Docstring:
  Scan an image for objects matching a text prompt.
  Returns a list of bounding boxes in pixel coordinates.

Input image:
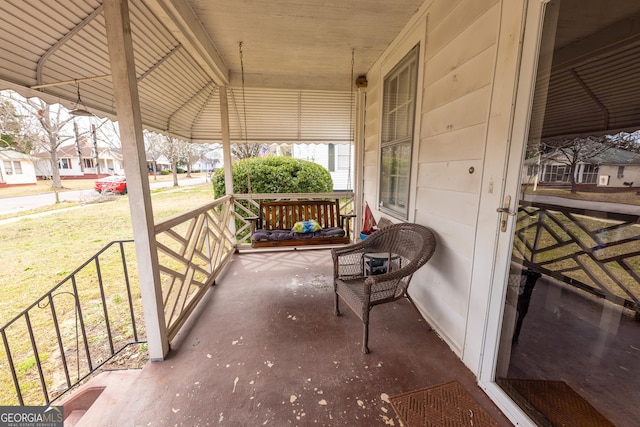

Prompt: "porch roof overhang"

[0,0,425,144]
[529,0,640,141]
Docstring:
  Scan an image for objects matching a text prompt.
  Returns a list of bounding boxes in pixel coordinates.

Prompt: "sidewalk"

[0,176,208,224]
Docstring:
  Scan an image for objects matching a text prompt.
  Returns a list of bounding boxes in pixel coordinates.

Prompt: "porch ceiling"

[2,0,640,144]
[533,0,640,140]
[0,0,424,143]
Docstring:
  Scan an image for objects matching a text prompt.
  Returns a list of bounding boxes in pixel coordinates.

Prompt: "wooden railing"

[154,195,236,340]
[154,193,353,338]
[512,201,640,315]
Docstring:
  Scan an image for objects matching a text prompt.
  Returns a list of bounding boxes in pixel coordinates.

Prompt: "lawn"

[522,186,640,206]
[0,183,217,405]
[0,183,216,324]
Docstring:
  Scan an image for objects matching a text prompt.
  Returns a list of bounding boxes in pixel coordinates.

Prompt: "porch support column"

[219,86,234,195]
[353,85,367,238]
[103,0,169,360]
[219,85,236,242]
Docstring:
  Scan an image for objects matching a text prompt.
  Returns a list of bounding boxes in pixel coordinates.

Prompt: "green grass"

[0,183,216,404]
[522,186,640,206]
[0,184,216,323]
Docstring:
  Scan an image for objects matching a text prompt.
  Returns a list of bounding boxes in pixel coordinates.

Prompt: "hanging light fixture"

[70,81,93,117]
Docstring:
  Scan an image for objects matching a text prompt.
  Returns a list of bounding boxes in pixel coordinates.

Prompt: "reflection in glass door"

[495,1,640,425]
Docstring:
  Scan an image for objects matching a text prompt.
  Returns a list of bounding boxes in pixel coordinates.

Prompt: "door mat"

[389,381,499,427]
[498,378,614,427]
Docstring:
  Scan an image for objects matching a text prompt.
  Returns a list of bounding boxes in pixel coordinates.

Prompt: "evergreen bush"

[212,157,333,198]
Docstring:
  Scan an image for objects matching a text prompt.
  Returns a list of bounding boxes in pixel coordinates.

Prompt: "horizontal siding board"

[420,85,492,138]
[416,160,482,194]
[424,4,499,86]
[423,46,495,112]
[416,187,478,227]
[417,213,475,259]
[419,123,486,163]
[426,0,499,62]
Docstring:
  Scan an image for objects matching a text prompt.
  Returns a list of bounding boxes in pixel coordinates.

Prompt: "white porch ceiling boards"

[189,0,422,91]
[0,0,424,143]
[3,0,640,143]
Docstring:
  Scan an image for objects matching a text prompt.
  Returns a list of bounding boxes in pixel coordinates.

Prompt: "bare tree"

[183,142,209,178]
[231,142,263,159]
[0,96,38,153]
[609,131,640,154]
[10,96,75,200]
[541,136,614,194]
[144,131,165,180]
[162,136,185,187]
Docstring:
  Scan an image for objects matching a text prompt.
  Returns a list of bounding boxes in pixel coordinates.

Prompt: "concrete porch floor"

[74,249,511,426]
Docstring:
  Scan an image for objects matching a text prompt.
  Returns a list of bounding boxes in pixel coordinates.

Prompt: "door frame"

[477,0,551,425]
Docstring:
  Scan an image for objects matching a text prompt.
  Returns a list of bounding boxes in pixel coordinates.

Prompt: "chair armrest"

[331,246,366,279]
[246,216,260,233]
[339,214,356,238]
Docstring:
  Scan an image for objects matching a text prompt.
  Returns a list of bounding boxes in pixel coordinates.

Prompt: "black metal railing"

[513,201,640,315]
[0,240,145,405]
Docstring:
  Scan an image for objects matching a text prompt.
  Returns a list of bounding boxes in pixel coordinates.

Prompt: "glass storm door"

[490,1,640,425]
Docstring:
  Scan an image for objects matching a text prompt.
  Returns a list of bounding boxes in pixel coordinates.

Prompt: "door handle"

[497,196,516,232]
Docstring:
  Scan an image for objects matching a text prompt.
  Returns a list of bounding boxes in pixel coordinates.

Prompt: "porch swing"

[244,44,355,247]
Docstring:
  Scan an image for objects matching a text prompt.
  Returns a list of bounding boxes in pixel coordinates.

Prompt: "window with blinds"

[379,45,419,218]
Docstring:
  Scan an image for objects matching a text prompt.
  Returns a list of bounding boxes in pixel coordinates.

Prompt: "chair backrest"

[364,223,436,297]
[364,223,436,267]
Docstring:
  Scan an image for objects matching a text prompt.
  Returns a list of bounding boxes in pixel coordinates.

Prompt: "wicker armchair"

[331,223,437,353]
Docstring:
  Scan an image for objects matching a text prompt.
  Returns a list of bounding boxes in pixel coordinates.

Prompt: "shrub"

[212,157,333,198]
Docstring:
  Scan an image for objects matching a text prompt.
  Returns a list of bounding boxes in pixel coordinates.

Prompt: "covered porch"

[70,248,510,426]
[2,0,640,425]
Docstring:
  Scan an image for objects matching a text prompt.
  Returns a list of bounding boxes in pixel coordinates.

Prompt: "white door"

[480,1,640,426]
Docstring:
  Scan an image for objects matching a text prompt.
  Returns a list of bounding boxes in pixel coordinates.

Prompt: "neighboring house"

[192,157,220,172]
[0,149,37,186]
[523,147,640,189]
[33,142,125,179]
[146,153,171,173]
[292,143,354,191]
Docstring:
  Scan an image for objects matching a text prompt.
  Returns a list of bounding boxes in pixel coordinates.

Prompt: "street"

[0,176,207,215]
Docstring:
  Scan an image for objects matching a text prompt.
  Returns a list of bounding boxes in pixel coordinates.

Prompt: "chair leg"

[334,292,341,316]
[362,319,370,354]
[362,307,370,354]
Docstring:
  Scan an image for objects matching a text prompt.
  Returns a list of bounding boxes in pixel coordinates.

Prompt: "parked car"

[95,175,127,195]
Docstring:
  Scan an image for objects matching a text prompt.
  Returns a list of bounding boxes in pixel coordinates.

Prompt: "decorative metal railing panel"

[232,192,355,247]
[154,195,235,340]
[0,240,144,405]
[513,202,640,314]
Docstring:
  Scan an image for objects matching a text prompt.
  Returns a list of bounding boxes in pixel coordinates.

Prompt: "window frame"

[378,45,420,219]
[582,164,599,184]
[336,144,351,171]
[3,160,23,175]
[3,160,12,175]
[58,158,71,169]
